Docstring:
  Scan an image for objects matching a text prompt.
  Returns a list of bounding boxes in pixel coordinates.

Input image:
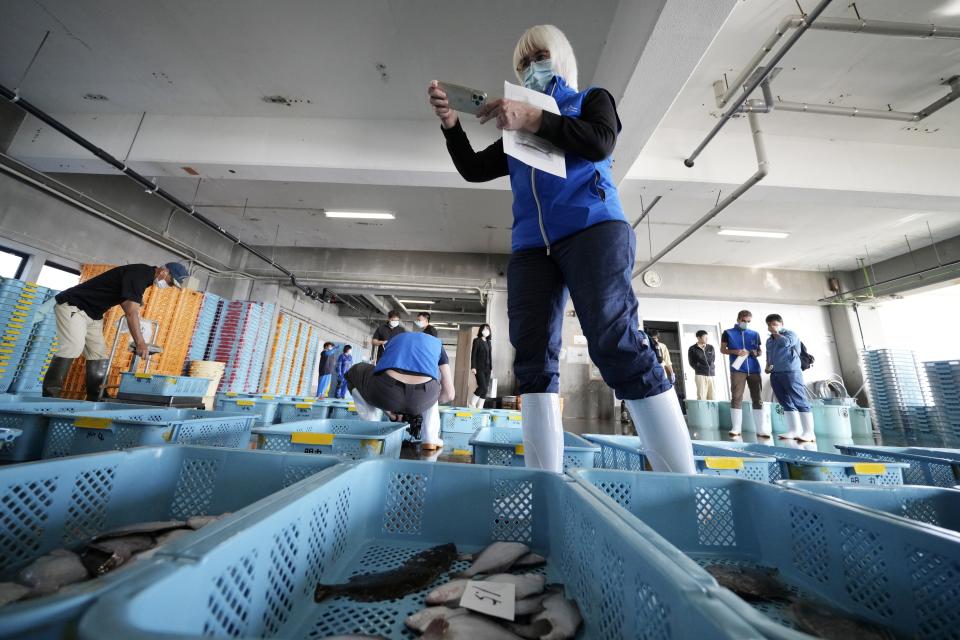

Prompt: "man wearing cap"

[42,262,190,399]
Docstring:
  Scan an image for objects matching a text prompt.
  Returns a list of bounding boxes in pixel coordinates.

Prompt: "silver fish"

[513,553,546,568]
[405,606,469,633]
[459,542,530,578]
[423,614,523,640]
[425,579,469,605]
[531,592,582,640]
[515,594,547,617]
[0,582,31,606]
[131,528,193,561]
[507,620,551,639]
[790,600,893,640]
[93,534,155,559]
[426,574,545,606]
[95,520,187,540]
[187,514,228,530]
[17,549,89,591]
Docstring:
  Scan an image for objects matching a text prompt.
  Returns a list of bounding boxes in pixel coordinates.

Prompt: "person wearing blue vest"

[764,314,815,442]
[427,25,694,473]
[720,310,768,437]
[343,332,454,450]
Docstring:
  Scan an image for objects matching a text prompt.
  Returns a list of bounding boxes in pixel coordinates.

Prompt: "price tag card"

[459,580,515,620]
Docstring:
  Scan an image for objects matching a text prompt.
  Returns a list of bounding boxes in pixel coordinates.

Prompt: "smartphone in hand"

[439,82,488,115]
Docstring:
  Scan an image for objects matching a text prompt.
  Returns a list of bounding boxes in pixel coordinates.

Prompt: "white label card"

[502,82,566,178]
[459,580,516,621]
[732,355,747,370]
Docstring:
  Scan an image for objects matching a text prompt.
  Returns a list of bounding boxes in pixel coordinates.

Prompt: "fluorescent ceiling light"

[398,299,434,305]
[718,228,789,239]
[936,0,960,16]
[436,326,459,331]
[324,210,395,220]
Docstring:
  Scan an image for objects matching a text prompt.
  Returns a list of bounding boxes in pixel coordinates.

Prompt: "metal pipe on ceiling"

[717,15,960,111]
[635,109,768,277]
[683,0,834,168]
[631,195,662,229]
[0,82,326,300]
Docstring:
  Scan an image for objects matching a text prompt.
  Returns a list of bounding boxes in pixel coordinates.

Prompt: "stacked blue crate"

[287,320,310,395]
[276,316,300,393]
[245,303,275,392]
[210,301,264,393]
[298,332,320,395]
[0,279,51,393]
[185,292,222,370]
[862,349,941,446]
[9,288,60,394]
[265,314,291,394]
[924,360,960,447]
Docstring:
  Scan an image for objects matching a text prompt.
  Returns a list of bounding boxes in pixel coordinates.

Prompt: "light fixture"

[398,299,434,305]
[436,326,459,331]
[718,228,789,239]
[324,210,395,220]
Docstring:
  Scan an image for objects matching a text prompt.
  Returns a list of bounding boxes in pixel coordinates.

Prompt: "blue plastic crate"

[585,435,778,482]
[708,442,909,484]
[485,408,522,427]
[471,426,599,472]
[118,373,211,397]
[441,428,475,456]
[777,480,960,536]
[835,444,960,487]
[78,460,762,640]
[254,418,407,460]
[276,399,328,422]
[0,401,147,463]
[0,446,341,640]
[440,407,492,433]
[42,408,256,458]
[574,468,960,639]
[217,396,280,426]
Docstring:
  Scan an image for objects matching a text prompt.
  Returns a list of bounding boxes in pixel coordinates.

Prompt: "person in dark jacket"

[416,312,438,337]
[316,342,337,397]
[427,25,693,473]
[334,345,353,399]
[372,310,405,361]
[687,330,716,400]
[469,324,493,408]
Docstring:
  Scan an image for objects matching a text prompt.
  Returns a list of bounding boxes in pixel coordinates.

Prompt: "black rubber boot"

[85,359,110,401]
[42,357,74,398]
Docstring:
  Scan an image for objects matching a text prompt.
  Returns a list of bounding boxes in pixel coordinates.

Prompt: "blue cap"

[164,262,190,288]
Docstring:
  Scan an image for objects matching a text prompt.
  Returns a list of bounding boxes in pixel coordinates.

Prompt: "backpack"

[652,339,664,364]
[799,342,815,370]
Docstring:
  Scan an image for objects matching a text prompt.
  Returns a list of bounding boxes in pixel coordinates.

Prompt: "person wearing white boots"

[343,332,455,448]
[720,310,765,437]
[764,314,815,442]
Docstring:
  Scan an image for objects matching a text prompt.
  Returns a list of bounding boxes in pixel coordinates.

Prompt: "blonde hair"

[513,25,578,91]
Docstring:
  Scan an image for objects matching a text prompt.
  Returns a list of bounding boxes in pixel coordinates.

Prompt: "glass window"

[37,261,80,291]
[0,247,27,279]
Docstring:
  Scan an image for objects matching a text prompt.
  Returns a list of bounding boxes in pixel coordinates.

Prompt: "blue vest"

[725,326,762,374]
[374,332,442,380]
[507,76,626,252]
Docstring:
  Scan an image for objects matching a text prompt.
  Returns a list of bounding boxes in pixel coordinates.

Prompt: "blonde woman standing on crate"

[469,324,492,408]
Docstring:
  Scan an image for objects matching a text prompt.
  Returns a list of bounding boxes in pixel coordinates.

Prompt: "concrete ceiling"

[3,0,960,273]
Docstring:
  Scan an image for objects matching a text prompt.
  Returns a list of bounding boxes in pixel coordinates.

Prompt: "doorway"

[642,321,686,406]
[680,323,729,401]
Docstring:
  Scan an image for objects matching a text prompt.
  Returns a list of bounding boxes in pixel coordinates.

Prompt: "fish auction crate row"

[573,469,960,640]
[0,400,146,463]
[41,408,256,458]
[217,395,280,426]
[276,398,328,422]
[586,434,779,482]
[470,426,599,472]
[484,407,522,427]
[0,446,342,640]
[835,444,960,487]
[117,372,212,397]
[778,480,960,536]
[254,418,407,460]
[709,442,909,484]
[78,460,764,640]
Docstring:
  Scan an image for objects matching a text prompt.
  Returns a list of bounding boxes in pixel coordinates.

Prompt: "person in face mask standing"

[416,312,438,337]
[427,25,695,473]
[764,314,814,441]
[469,324,493,409]
[720,310,767,437]
[371,310,406,362]
[316,342,337,397]
[42,262,189,399]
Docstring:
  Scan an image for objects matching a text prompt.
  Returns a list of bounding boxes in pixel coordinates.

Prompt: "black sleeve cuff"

[535,110,562,140]
[441,119,466,140]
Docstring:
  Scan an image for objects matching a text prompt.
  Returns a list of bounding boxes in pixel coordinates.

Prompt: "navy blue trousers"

[770,371,811,412]
[507,220,669,399]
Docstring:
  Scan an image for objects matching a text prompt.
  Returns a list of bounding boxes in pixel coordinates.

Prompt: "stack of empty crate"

[209,301,265,393]
[924,360,960,447]
[862,348,941,446]
[0,278,52,393]
[262,313,292,395]
[185,292,222,369]
[244,303,275,391]
[9,287,60,394]
[260,312,322,396]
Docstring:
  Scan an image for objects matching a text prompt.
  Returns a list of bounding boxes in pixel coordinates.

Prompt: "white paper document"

[460,580,516,620]
[502,81,566,178]
[732,355,747,370]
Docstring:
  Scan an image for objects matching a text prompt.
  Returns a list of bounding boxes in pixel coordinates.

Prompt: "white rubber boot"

[421,402,443,450]
[351,390,382,422]
[729,408,743,436]
[624,388,696,474]
[798,411,816,442]
[474,394,485,409]
[779,411,802,440]
[520,393,564,473]
[754,408,771,438]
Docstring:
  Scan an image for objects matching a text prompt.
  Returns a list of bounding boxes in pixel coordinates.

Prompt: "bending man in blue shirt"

[344,332,454,450]
[765,314,814,442]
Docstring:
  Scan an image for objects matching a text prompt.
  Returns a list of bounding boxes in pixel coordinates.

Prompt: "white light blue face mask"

[522,59,554,92]
[154,279,169,290]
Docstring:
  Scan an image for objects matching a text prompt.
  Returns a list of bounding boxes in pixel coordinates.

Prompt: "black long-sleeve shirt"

[441,88,621,183]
